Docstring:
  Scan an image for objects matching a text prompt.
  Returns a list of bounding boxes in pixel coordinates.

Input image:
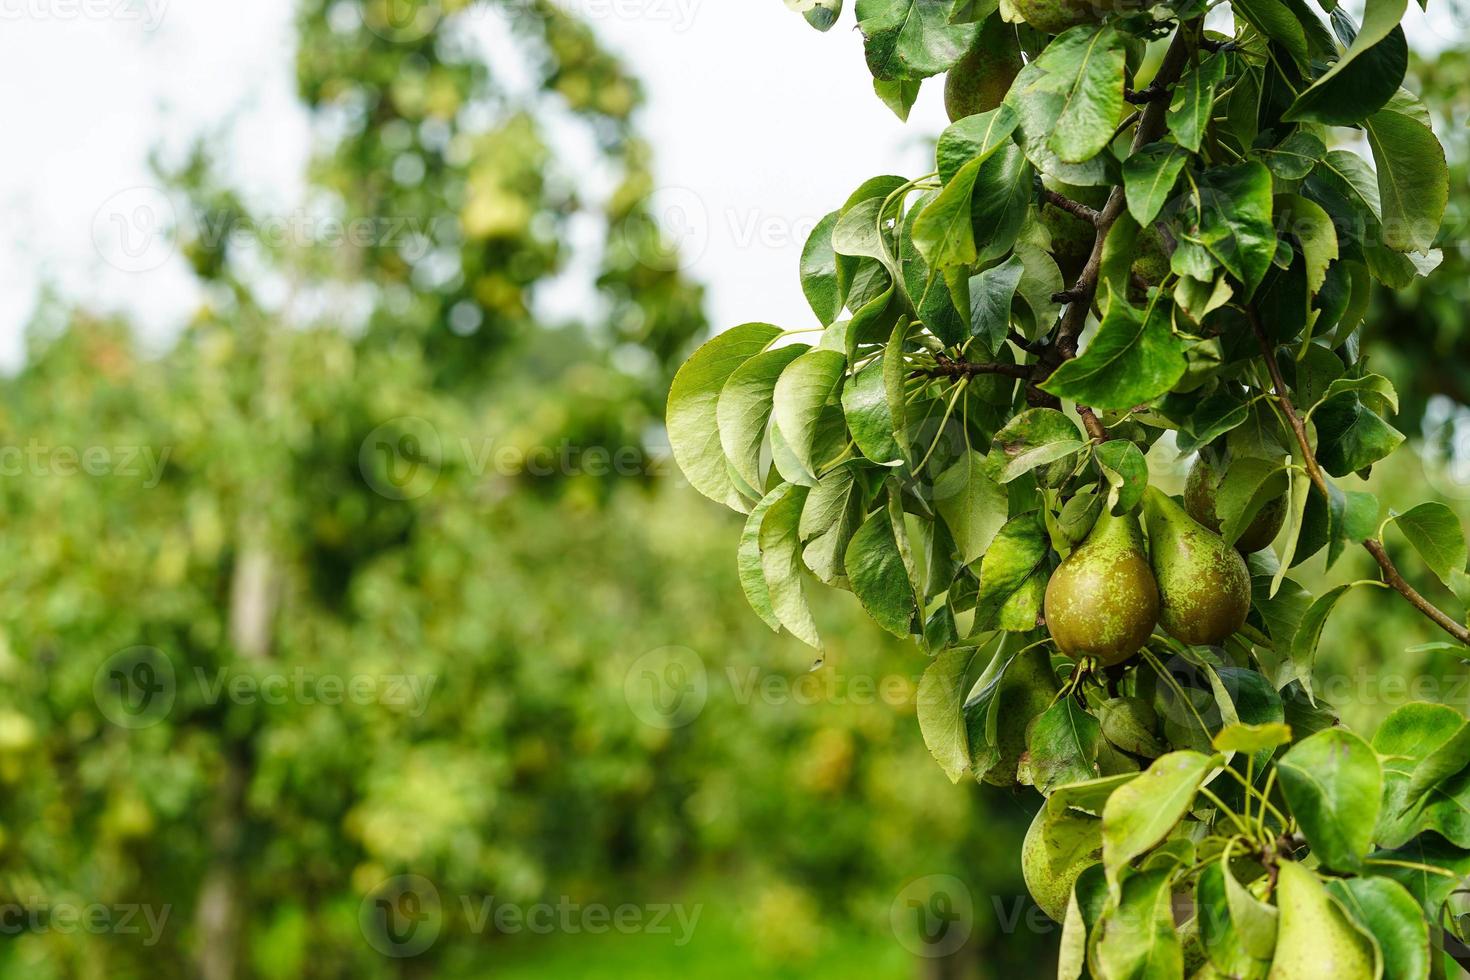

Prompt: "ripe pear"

[1267,861,1377,979]
[944,17,1023,122]
[1021,805,1102,923]
[1011,0,1103,34]
[1044,508,1159,666]
[1131,226,1172,289]
[1183,455,1288,554]
[1143,488,1252,647]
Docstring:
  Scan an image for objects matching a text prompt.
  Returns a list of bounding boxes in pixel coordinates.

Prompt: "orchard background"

[0,0,1468,977]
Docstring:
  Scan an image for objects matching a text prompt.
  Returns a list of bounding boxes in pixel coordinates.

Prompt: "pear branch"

[1247,305,1470,646]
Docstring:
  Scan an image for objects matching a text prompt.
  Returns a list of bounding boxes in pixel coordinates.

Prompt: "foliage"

[676,2,1470,975]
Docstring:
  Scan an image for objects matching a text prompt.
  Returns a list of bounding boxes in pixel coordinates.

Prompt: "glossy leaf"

[1040,289,1187,410]
[1277,727,1382,872]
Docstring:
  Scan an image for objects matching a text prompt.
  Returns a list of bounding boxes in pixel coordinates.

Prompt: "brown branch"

[1042,190,1100,225]
[1124,85,1168,105]
[1077,407,1109,441]
[914,356,1032,381]
[1247,305,1470,646]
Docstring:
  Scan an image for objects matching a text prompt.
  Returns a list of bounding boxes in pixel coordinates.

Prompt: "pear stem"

[1246,304,1470,647]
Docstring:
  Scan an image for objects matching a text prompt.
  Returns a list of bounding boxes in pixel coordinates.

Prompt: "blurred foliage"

[0,1,1044,977]
[1366,44,1470,432]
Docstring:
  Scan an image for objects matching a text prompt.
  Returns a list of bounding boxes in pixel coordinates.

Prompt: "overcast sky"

[0,1,1462,369]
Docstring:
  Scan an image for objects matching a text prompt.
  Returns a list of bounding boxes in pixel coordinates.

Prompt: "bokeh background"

[0,1,1467,977]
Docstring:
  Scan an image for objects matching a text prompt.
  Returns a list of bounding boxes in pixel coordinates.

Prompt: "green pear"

[1021,804,1102,923]
[1266,862,1377,979]
[944,17,1023,122]
[1184,455,1288,554]
[1044,508,1159,666]
[1011,0,1103,34]
[1144,488,1252,647]
[1131,225,1172,289]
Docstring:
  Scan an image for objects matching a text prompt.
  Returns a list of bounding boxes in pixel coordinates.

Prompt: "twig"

[1246,305,1470,646]
[1042,189,1100,225]
[914,355,1032,381]
[1125,85,1169,105]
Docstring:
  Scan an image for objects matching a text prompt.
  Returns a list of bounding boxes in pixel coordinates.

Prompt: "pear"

[944,17,1023,122]
[1011,0,1103,34]
[1184,455,1288,554]
[1131,225,1172,289]
[1266,862,1377,979]
[1143,487,1252,647]
[1021,804,1102,923]
[1044,508,1160,666]
[983,646,1060,788]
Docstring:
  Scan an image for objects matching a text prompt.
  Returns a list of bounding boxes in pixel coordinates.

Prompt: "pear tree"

[670,0,1470,974]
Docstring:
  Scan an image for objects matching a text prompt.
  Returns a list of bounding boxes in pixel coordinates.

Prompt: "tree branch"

[914,356,1032,381]
[1246,305,1470,646]
[1042,189,1100,225]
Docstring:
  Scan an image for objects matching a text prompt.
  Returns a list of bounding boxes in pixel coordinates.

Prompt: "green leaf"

[1194,162,1277,299]
[1326,877,1430,980]
[772,348,848,479]
[1040,288,1187,410]
[973,512,1050,632]
[800,212,845,324]
[1232,0,1310,67]
[1100,750,1214,888]
[669,323,783,511]
[1271,861,1380,979]
[833,197,898,275]
[1278,194,1339,297]
[918,645,981,782]
[1319,374,1399,417]
[935,103,1020,184]
[1004,59,1109,188]
[1095,441,1148,517]
[914,157,986,269]
[718,344,810,493]
[1196,860,1272,977]
[969,143,1033,264]
[1097,697,1165,758]
[846,506,918,636]
[1031,25,1127,165]
[1029,698,1102,793]
[1370,835,1470,921]
[1285,0,1408,125]
[1123,142,1189,226]
[1372,702,1470,847]
[1389,501,1467,588]
[1288,581,1378,689]
[758,484,824,650]
[934,449,1008,564]
[738,484,792,632]
[1364,106,1449,254]
[1168,54,1227,153]
[841,358,901,464]
[1257,132,1327,182]
[1314,391,1405,477]
[856,0,981,81]
[1092,869,1183,977]
[985,408,1085,484]
[1212,721,1292,755]
[786,0,844,30]
[873,76,922,120]
[1216,456,1289,548]
[1277,727,1382,872]
[800,464,867,584]
[1221,850,1279,961]
[967,254,1026,351]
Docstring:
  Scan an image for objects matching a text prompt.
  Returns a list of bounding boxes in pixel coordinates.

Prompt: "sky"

[0,0,1463,369]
